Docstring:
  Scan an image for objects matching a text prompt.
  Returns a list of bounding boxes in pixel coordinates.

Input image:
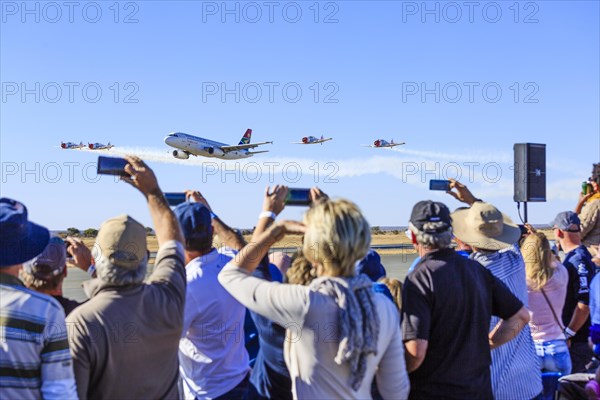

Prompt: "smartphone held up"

[96,156,130,177]
[285,188,312,206]
[429,180,451,191]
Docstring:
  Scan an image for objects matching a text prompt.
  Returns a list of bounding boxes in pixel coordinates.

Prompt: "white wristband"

[564,327,576,338]
[259,211,277,220]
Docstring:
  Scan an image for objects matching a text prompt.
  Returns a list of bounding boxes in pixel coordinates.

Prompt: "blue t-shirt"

[247,258,292,400]
[561,245,596,343]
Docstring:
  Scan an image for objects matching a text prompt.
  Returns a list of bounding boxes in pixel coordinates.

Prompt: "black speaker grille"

[514,143,546,202]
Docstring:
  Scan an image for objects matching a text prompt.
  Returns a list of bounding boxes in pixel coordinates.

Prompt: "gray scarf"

[309,274,380,391]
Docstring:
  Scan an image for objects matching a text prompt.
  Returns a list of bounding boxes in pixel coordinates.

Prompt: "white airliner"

[61,141,85,150]
[88,142,114,150]
[164,129,272,160]
[363,139,406,148]
[293,135,333,145]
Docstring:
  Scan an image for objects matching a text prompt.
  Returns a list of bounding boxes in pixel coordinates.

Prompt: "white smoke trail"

[391,147,513,164]
[78,146,585,202]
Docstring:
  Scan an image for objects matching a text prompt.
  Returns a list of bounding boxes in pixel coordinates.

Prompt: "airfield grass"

[75,229,554,262]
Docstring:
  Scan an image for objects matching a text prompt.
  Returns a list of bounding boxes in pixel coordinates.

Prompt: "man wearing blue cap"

[0,198,78,399]
[552,211,597,373]
[174,190,251,400]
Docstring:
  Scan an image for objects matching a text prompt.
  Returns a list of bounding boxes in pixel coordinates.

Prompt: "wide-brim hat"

[0,198,50,268]
[451,202,521,250]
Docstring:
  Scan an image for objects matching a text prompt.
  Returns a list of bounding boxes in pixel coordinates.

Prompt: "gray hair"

[20,271,63,291]
[409,222,453,250]
[95,253,148,286]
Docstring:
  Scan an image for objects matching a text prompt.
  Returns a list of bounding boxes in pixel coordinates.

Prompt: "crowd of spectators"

[1,157,598,400]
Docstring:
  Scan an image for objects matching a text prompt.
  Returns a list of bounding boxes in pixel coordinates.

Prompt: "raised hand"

[263,185,289,216]
[447,179,479,206]
[65,237,94,272]
[121,156,161,197]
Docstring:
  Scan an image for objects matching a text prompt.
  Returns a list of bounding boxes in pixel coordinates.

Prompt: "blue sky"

[1,0,599,230]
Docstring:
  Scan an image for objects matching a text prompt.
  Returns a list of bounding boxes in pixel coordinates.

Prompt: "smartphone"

[97,156,129,177]
[286,188,311,206]
[64,241,74,264]
[164,192,187,207]
[429,179,450,191]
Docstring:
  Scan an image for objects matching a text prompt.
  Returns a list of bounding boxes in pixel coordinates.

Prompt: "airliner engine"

[173,150,190,159]
[205,147,225,157]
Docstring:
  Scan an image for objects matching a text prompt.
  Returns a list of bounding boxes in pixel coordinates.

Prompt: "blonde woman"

[521,230,571,375]
[218,198,410,399]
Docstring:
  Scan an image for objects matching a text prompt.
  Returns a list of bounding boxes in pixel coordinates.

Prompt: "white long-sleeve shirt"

[218,263,410,400]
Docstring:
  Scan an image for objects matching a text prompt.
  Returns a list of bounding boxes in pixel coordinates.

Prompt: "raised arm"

[123,156,183,246]
[575,191,594,214]
[185,190,246,251]
[236,220,305,274]
[251,185,289,242]
[447,179,481,206]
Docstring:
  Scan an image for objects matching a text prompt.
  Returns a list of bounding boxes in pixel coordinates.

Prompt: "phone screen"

[164,192,187,207]
[429,179,450,191]
[97,156,129,177]
[286,188,311,206]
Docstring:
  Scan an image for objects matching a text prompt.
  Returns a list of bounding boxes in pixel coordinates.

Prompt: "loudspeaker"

[514,143,546,202]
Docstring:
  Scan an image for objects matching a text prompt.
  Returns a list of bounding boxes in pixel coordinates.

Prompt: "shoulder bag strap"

[540,287,566,332]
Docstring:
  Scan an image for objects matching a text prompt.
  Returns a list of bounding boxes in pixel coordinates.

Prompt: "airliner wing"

[220,141,273,152]
[248,150,270,155]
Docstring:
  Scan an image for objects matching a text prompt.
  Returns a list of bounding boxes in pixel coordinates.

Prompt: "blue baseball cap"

[356,250,386,281]
[551,211,581,232]
[173,202,213,244]
[0,198,50,268]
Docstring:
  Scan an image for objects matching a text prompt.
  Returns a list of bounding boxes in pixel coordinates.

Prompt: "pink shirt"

[527,261,569,342]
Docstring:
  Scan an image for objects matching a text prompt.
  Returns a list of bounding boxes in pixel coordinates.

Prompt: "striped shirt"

[472,245,543,400]
[0,273,77,399]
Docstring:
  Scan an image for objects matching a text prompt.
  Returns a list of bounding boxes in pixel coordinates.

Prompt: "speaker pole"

[523,202,528,224]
